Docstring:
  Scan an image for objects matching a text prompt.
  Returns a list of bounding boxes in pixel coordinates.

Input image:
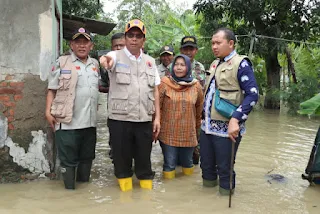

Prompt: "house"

[0,0,115,182]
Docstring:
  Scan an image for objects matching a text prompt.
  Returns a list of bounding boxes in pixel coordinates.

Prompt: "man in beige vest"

[100,19,161,192]
[200,28,259,195]
[46,28,101,190]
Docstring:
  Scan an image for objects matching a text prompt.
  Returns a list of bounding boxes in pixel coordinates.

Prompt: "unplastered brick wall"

[0,75,24,131]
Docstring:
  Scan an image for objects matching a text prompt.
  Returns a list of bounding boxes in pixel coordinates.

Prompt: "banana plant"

[298,93,320,116]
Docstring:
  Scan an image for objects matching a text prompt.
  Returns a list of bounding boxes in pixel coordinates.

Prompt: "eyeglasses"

[126,33,144,39]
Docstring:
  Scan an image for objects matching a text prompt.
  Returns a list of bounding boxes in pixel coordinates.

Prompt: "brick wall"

[0,75,24,132]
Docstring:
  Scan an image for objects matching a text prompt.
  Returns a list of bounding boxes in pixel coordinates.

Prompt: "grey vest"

[108,49,156,122]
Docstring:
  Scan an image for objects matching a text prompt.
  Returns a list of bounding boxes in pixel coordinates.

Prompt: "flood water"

[0,95,319,214]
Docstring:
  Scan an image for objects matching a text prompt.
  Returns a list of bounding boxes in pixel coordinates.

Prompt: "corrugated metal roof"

[62,14,116,40]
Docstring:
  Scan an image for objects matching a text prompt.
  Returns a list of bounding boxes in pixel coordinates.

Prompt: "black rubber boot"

[62,167,75,189]
[76,162,92,182]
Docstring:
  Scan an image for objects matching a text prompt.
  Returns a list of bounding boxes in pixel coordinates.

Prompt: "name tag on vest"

[116,63,130,70]
[60,70,71,74]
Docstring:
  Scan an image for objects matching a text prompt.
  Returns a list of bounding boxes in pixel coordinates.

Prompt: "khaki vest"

[205,54,250,121]
[108,50,156,122]
[50,56,78,123]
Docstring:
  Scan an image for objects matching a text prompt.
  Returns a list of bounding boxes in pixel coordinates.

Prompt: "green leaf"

[298,93,320,116]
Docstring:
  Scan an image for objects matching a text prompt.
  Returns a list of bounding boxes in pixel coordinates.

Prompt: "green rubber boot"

[62,167,76,190]
[76,162,92,182]
[219,186,234,196]
[203,179,218,187]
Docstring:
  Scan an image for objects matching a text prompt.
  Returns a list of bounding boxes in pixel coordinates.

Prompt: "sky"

[101,0,198,20]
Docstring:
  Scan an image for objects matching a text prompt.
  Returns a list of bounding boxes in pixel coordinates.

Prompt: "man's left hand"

[228,118,239,143]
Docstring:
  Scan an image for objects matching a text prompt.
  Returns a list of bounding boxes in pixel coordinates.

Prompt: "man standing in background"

[157,45,174,78]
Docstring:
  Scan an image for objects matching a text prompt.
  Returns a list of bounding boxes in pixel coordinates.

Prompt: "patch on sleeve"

[146,61,152,69]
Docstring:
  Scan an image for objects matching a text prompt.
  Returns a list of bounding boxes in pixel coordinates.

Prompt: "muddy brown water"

[0,95,319,214]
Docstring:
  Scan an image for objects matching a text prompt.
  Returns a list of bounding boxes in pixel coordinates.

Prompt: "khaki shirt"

[157,63,170,78]
[48,52,100,130]
[192,60,206,88]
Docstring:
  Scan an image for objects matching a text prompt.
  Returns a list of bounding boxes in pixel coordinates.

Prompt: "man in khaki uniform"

[180,35,206,164]
[157,45,174,78]
[100,19,161,192]
[46,28,101,190]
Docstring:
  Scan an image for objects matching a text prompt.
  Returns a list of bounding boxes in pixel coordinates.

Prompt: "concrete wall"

[0,0,57,182]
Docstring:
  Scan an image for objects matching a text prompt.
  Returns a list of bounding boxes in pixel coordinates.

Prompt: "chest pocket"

[116,66,131,84]
[217,66,238,90]
[89,71,99,88]
[58,74,71,90]
[146,69,155,87]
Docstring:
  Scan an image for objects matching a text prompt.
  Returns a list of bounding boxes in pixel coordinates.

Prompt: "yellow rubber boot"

[163,170,175,179]
[140,180,152,190]
[118,177,133,192]
[182,166,194,175]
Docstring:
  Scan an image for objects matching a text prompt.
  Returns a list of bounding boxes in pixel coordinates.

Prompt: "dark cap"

[160,45,174,56]
[72,27,92,40]
[180,36,198,48]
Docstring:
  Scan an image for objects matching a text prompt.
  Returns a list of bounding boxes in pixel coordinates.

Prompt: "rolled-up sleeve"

[232,59,259,122]
[48,60,61,90]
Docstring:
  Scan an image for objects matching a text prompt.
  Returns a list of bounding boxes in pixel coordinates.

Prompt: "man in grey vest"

[157,45,174,78]
[100,19,161,192]
[200,28,258,195]
[46,28,101,190]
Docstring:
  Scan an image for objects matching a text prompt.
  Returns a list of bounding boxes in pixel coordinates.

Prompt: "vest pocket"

[51,95,66,118]
[110,92,129,114]
[147,92,155,115]
[146,70,155,87]
[116,68,131,84]
[58,74,71,90]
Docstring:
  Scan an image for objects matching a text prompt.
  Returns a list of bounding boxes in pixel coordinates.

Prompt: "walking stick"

[229,140,235,208]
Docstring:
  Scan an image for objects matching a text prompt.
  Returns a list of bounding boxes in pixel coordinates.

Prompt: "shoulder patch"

[146,61,152,69]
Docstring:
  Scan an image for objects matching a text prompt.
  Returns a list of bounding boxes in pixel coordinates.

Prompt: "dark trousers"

[55,127,97,167]
[108,119,155,180]
[200,130,241,190]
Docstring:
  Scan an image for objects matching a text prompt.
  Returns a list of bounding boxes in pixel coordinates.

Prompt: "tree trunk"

[264,52,281,109]
[285,47,297,84]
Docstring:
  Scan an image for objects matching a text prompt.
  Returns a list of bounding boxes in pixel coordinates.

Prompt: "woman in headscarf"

[158,54,204,179]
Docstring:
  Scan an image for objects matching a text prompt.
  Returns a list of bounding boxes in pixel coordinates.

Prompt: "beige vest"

[50,56,77,123]
[108,50,156,122]
[205,54,249,121]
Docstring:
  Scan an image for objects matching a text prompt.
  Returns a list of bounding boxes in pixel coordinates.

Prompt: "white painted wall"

[5,130,50,173]
[39,10,54,81]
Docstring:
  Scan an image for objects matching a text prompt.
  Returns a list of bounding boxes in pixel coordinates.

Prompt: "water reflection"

[0,100,319,213]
